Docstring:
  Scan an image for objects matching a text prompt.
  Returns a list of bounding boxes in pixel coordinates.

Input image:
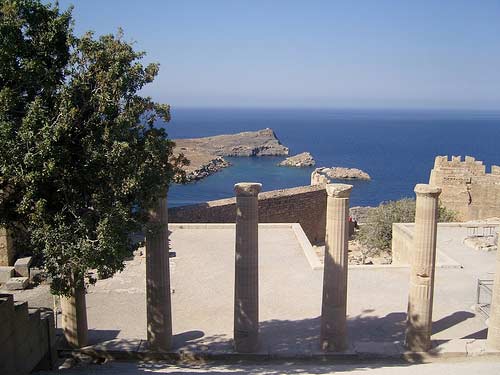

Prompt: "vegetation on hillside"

[355,198,457,253]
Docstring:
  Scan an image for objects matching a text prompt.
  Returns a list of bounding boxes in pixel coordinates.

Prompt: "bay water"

[164,108,500,208]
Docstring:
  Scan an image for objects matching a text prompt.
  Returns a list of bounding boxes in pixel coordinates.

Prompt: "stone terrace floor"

[75,223,493,353]
[4,223,496,356]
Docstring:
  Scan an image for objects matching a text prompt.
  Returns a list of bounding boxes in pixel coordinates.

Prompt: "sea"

[163,108,500,208]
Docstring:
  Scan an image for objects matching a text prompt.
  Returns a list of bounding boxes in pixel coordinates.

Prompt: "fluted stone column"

[487,232,500,350]
[320,183,352,352]
[233,182,261,353]
[146,196,172,351]
[405,184,441,352]
[61,279,88,348]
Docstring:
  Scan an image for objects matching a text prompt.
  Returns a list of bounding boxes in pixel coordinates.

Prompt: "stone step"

[5,277,29,290]
[0,293,14,318]
[0,295,57,374]
[0,266,15,284]
[0,294,16,372]
[14,301,28,318]
[28,307,41,325]
[35,310,58,372]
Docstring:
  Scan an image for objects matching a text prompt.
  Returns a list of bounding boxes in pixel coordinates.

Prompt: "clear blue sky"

[58,0,500,110]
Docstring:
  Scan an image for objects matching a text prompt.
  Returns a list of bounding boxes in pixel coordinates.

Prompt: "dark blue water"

[164,108,500,207]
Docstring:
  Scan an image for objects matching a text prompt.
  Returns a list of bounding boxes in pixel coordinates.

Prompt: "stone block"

[14,256,32,277]
[0,266,15,284]
[40,309,58,369]
[5,277,29,290]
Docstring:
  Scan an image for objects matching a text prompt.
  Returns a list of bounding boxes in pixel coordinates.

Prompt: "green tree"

[0,0,187,295]
[0,0,72,225]
[355,198,457,252]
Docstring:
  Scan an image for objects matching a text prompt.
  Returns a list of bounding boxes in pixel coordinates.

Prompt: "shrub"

[356,198,458,252]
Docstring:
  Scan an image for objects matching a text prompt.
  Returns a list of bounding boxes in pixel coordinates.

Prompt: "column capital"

[414,184,442,197]
[234,182,262,197]
[326,183,353,198]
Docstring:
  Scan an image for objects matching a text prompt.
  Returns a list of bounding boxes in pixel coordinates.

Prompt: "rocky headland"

[278,152,316,168]
[174,128,289,181]
[184,156,231,182]
[311,167,371,184]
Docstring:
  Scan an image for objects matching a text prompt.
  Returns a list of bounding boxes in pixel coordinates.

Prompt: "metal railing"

[476,278,494,318]
[467,225,498,238]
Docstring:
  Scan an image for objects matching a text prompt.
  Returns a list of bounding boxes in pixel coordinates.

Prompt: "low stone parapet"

[169,185,327,245]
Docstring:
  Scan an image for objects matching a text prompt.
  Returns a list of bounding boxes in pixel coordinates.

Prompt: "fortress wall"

[429,155,500,221]
[169,185,327,244]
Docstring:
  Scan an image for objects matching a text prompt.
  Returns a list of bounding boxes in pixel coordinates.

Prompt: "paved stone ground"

[5,224,496,354]
[79,224,492,352]
[35,357,500,374]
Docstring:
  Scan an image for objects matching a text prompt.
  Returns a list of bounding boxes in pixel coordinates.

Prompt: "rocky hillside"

[174,128,288,158]
[174,128,289,181]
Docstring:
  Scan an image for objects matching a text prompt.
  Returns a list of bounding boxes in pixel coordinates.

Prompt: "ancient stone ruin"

[429,155,500,221]
[2,179,500,368]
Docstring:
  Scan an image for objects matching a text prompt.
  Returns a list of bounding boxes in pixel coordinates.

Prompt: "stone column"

[487,231,500,350]
[61,278,88,348]
[146,196,172,351]
[233,182,261,353]
[0,227,15,266]
[320,183,352,352]
[405,184,441,352]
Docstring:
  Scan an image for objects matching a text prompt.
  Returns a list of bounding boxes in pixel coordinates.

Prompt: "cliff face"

[174,128,288,158]
[173,128,289,181]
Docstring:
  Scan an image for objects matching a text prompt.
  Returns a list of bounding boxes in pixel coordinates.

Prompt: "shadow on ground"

[51,310,484,374]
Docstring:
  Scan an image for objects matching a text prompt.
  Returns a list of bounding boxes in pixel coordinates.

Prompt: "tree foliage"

[355,198,458,251]
[0,0,187,295]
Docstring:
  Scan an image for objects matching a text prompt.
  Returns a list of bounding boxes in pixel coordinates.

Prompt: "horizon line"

[168,105,500,114]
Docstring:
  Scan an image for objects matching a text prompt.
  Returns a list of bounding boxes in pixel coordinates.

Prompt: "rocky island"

[174,128,289,181]
[278,152,316,167]
[311,167,371,184]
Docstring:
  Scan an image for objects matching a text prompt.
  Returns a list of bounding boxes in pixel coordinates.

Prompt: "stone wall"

[391,223,414,265]
[169,185,327,245]
[429,155,500,221]
[0,294,57,374]
[392,221,499,266]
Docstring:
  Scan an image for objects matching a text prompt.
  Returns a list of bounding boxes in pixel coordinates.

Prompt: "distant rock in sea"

[174,128,289,182]
[278,152,316,168]
[311,167,371,184]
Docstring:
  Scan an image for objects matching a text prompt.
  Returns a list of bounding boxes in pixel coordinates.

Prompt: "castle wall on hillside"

[169,185,327,245]
[429,155,500,221]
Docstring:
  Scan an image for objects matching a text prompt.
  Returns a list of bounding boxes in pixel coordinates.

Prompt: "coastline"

[167,107,500,208]
[173,128,289,181]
